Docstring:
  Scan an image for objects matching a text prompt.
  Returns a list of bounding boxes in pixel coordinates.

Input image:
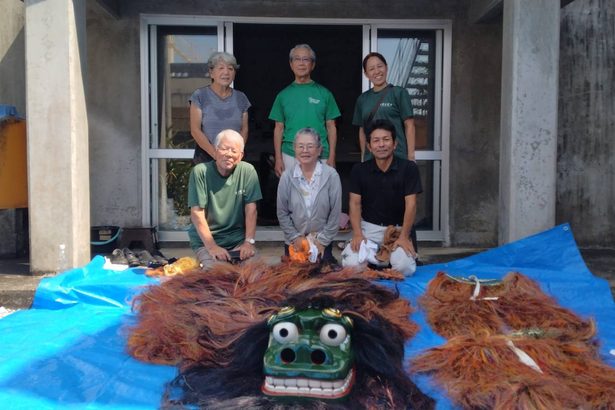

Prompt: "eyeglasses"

[291,57,313,63]
[295,144,318,151]
[217,146,241,155]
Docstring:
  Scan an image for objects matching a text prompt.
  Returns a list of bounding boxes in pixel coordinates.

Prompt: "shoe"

[152,253,168,267]
[136,250,157,267]
[122,248,141,267]
[109,248,128,265]
[367,262,392,271]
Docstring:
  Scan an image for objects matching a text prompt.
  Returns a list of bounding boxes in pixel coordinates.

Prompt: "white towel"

[306,234,320,263]
[358,239,379,264]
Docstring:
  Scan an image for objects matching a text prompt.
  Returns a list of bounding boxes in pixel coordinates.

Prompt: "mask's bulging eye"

[272,322,299,343]
[320,323,347,346]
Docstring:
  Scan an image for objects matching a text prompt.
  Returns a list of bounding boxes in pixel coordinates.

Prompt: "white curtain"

[388,38,421,87]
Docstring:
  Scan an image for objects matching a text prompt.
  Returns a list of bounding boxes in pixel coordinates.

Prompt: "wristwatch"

[245,238,255,245]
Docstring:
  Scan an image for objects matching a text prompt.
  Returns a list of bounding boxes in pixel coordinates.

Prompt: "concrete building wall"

[119,0,463,19]
[86,0,503,245]
[449,18,502,245]
[87,2,143,227]
[0,0,26,115]
[558,0,615,247]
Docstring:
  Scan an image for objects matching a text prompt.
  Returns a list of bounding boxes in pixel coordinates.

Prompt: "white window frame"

[140,15,451,244]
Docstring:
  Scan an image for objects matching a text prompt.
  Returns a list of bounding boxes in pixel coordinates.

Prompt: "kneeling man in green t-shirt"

[187,129,262,268]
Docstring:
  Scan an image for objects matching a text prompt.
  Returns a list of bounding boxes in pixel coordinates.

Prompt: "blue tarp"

[0,224,613,409]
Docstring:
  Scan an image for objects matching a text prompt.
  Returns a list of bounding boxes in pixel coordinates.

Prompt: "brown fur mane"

[411,271,615,409]
[127,260,414,370]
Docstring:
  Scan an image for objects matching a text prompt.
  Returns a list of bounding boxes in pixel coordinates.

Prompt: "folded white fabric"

[357,239,380,264]
[306,234,320,263]
[390,248,417,275]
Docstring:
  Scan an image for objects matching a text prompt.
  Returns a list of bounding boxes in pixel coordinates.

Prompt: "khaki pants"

[194,245,257,269]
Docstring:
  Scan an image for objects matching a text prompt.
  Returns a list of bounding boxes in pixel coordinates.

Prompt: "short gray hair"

[289,44,316,62]
[214,129,245,152]
[207,51,239,70]
[294,128,321,147]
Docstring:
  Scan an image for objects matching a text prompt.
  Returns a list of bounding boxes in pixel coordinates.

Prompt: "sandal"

[136,250,157,267]
[122,248,141,267]
[152,254,168,267]
[109,248,128,265]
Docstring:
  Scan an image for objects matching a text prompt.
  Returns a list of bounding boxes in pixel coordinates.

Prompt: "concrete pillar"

[25,0,90,273]
[498,0,560,244]
[0,0,26,116]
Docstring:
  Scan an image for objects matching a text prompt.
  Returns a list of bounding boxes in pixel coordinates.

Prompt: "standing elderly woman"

[277,128,342,264]
[189,51,251,164]
[353,52,416,162]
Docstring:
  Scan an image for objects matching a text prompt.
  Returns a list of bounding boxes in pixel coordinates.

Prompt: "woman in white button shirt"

[276,128,342,264]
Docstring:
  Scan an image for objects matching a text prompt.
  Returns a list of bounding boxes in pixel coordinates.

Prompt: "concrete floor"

[1,243,614,311]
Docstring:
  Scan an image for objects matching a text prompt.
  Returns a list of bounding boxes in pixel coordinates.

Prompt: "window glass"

[155,27,217,150]
[377,30,436,150]
[153,28,217,232]
[153,159,193,231]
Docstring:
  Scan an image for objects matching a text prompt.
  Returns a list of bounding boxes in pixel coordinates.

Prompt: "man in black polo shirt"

[341,119,422,275]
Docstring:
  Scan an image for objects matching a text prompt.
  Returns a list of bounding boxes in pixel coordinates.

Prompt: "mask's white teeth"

[308,379,321,388]
[263,368,354,398]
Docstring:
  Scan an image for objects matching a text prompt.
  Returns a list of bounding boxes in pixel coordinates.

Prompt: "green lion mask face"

[262,307,354,400]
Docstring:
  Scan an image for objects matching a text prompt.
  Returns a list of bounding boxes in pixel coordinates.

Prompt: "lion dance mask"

[263,307,355,400]
[127,260,434,409]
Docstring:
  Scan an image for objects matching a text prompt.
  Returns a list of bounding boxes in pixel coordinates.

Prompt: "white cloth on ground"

[341,220,417,276]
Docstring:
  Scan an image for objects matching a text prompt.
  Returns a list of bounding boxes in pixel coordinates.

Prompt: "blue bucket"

[90,226,122,255]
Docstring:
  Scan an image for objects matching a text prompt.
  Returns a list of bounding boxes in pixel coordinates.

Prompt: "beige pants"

[194,245,257,269]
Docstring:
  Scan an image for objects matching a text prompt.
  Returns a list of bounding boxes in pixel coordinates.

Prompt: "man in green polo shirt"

[269,44,341,177]
[188,129,262,268]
